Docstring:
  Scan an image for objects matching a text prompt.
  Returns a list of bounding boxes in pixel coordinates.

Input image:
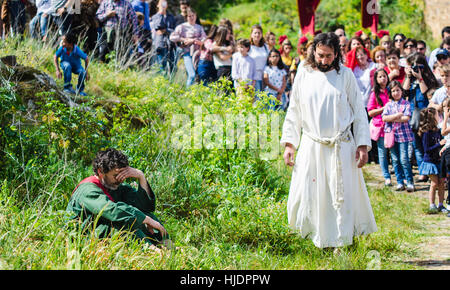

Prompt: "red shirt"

[384,66,405,84]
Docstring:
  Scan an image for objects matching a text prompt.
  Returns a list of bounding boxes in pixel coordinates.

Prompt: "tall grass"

[0,37,427,270]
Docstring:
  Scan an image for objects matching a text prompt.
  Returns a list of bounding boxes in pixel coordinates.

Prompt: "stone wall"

[423,0,450,41]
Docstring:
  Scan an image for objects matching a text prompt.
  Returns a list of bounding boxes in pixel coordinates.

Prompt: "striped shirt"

[96,0,139,36]
[382,98,415,143]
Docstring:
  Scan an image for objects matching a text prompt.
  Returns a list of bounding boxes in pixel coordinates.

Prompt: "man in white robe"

[280,32,377,248]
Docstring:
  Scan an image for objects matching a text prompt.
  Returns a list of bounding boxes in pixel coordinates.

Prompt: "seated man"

[66,148,170,248]
[53,33,89,96]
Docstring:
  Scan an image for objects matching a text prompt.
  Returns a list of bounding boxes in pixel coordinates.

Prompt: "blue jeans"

[390,141,414,185]
[8,0,27,36]
[267,93,284,111]
[411,132,424,168]
[281,93,289,111]
[29,13,49,39]
[155,47,175,74]
[155,47,168,73]
[254,80,264,92]
[183,53,195,87]
[197,60,216,86]
[61,61,86,92]
[377,137,391,180]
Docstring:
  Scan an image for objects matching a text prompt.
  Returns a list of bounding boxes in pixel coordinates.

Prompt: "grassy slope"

[0,37,430,270]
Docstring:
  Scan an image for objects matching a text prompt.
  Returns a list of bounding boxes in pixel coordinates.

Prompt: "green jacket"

[66,180,156,238]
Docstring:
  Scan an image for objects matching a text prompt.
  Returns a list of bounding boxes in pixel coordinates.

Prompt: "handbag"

[384,124,395,148]
[369,119,383,141]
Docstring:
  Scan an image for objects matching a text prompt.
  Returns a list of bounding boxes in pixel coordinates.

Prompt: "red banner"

[361,0,379,35]
[297,0,321,36]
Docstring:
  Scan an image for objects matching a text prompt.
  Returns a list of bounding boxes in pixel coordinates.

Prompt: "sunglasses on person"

[405,44,416,48]
[437,55,449,60]
[417,46,425,51]
[394,38,404,42]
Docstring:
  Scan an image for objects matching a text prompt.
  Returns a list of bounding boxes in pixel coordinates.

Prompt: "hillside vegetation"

[0,34,432,269]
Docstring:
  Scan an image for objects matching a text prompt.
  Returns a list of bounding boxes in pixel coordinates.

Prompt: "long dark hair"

[406,52,440,92]
[345,36,364,53]
[214,25,230,47]
[418,107,439,137]
[305,32,343,74]
[267,48,285,70]
[201,24,217,51]
[373,68,390,106]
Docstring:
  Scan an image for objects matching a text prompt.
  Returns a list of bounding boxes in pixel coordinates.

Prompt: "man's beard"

[317,63,333,72]
[100,177,120,190]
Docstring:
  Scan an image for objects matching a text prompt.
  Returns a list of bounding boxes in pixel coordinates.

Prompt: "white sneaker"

[406,184,415,192]
[429,204,438,214]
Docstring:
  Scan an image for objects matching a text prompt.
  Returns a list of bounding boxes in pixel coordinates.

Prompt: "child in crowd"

[418,107,447,213]
[231,38,256,96]
[135,12,152,60]
[382,80,415,192]
[439,97,450,215]
[263,49,287,110]
[53,33,89,96]
[367,68,391,186]
[279,37,296,109]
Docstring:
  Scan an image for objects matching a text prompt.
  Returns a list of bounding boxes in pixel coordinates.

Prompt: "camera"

[412,64,424,73]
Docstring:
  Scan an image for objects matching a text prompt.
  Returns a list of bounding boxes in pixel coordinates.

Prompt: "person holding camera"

[151,0,176,74]
[403,52,440,182]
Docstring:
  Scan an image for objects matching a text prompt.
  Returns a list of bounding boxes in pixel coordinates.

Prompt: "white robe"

[280,63,377,248]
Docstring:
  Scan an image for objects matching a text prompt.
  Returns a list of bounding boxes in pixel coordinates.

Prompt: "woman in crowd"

[219,18,234,43]
[279,37,294,70]
[403,52,440,182]
[368,68,392,186]
[197,25,218,85]
[352,46,376,108]
[361,33,372,51]
[380,34,392,51]
[393,33,407,64]
[351,46,376,162]
[212,25,234,81]
[248,24,269,92]
[371,46,387,69]
[152,0,177,74]
[265,31,276,51]
[345,36,364,67]
[401,38,417,66]
[169,7,206,87]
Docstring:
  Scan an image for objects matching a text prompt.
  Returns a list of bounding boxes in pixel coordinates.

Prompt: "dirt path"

[364,163,450,270]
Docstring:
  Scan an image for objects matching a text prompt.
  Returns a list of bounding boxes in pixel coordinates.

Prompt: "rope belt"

[302,126,352,210]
